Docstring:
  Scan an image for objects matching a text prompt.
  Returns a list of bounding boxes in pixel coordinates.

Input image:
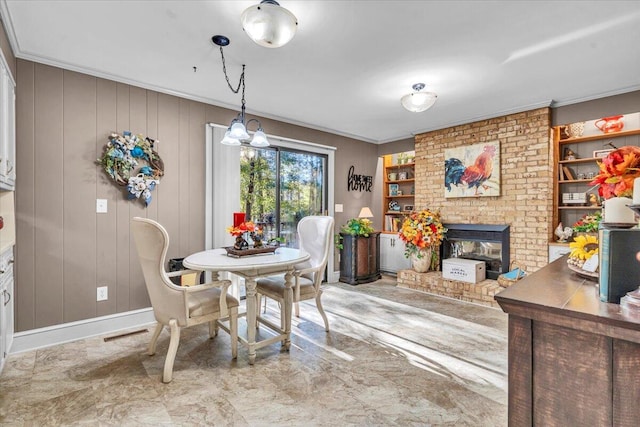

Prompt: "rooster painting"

[444,142,500,198]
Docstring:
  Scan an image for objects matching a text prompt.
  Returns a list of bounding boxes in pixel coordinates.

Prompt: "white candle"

[634,178,640,205]
[603,197,635,224]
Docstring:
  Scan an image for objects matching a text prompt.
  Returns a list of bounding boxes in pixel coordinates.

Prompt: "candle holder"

[627,204,640,217]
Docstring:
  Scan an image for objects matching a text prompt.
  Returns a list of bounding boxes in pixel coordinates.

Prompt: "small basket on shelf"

[497,261,526,288]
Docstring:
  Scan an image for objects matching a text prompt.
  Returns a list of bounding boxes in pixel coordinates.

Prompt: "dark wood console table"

[339,232,381,285]
[495,257,640,426]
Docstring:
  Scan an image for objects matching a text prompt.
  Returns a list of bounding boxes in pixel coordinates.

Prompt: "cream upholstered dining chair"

[256,215,335,333]
[131,217,239,383]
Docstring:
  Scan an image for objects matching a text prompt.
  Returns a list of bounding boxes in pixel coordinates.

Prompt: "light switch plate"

[335,204,343,213]
[96,199,108,213]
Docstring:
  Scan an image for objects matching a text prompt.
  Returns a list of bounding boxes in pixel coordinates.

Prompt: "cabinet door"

[0,63,15,190]
[380,234,394,272]
[5,81,15,186]
[380,234,411,273]
[0,281,6,372]
[355,236,371,276]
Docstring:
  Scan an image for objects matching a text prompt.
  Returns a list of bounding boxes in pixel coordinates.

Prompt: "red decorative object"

[595,115,624,134]
[233,212,246,227]
[0,216,3,230]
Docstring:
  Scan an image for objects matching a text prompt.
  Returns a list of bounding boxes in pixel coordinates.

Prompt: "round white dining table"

[183,247,310,364]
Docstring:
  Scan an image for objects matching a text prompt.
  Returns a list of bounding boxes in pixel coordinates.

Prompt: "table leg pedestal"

[245,278,257,365]
[283,271,293,351]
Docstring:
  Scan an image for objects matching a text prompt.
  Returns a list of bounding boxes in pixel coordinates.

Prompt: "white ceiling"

[2,0,640,144]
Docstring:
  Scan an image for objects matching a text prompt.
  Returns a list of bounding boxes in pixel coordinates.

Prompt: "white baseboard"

[11,308,156,354]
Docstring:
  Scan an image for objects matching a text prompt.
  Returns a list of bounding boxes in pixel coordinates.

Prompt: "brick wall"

[397,270,503,308]
[413,107,553,273]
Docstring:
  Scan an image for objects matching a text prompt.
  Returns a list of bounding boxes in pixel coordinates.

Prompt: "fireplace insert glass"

[441,224,510,279]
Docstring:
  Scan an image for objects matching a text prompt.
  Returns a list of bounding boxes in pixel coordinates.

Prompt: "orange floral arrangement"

[226,221,257,237]
[589,146,640,199]
[398,209,447,258]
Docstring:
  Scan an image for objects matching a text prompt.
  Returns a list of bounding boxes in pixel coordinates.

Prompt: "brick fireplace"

[397,270,502,308]
[411,107,553,275]
[395,107,554,306]
[398,222,511,308]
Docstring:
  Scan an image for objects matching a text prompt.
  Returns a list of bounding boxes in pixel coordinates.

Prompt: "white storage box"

[442,258,486,284]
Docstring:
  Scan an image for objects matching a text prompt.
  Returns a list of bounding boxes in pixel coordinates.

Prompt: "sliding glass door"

[240,146,327,248]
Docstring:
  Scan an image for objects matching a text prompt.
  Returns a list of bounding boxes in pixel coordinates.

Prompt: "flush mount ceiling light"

[401,83,438,113]
[241,0,298,48]
[212,35,269,147]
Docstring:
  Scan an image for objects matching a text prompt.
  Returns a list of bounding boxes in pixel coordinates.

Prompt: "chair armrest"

[183,279,231,293]
[293,266,320,277]
[166,269,202,279]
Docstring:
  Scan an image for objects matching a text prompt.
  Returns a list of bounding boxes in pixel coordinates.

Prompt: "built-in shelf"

[385,162,415,170]
[385,179,415,184]
[552,115,640,243]
[558,158,601,165]
[559,179,596,184]
[558,128,640,145]
[558,206,601,210]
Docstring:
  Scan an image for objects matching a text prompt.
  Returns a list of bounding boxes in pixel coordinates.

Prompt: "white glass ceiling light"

[250,128,269,147]
[241,0,298,48]
[221,129,242,146]
[228,121,250,140]
[212,35,270,147]
[401,83,438,113]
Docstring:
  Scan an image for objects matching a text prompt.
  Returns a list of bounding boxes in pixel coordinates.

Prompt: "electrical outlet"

[97,286,108,301]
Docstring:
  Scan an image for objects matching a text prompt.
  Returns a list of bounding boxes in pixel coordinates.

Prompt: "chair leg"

[295,302,300,318]
[280,301,286,333]
[163,319,181,383]
[209,320,219,338]
[148,322,163,356]
[230,308,238,359]
[316,293,330,332]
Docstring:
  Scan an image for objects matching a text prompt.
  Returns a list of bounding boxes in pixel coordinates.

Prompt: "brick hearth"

[397,269,503,308]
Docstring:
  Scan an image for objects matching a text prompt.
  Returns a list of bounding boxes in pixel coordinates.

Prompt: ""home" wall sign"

[347,165,372,192]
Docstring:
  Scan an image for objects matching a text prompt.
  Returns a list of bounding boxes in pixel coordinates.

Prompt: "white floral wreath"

[97,131,164,206]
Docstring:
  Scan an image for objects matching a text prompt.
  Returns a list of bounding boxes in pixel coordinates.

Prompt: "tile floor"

[0,277,508,426]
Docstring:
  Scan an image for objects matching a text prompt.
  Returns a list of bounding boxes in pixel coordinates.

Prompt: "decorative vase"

[566,121,585,138]
[410,247,433,273]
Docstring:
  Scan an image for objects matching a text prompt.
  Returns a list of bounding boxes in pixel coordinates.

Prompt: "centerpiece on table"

[225,220,276,257]
[588,145,640,225]
[398,209,447,272]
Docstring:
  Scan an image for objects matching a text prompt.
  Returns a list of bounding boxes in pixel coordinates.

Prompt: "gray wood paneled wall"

[14,59,380,333]
[15,61,210,331]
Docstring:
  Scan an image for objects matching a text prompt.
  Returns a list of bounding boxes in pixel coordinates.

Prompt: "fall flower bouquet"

[226,221,257,237]
[589,146,640,199]
[398,209,447,259]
